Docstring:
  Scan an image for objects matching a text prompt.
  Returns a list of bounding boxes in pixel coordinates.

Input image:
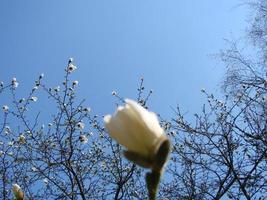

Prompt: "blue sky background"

[0,0,248,120]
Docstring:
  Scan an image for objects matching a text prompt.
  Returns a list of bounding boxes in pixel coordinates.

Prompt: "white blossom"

[0,151,4,156]
[104,99,167,157]
[4,126,11,134]
[32,167,38,172]
[43,178,48,184]
[77,122,85,130]
[8,141,14,146]
[39,73,44,79]
[19,98,25,103]
[83,107,91,113]
[11,77,19,88]
[18,134,26,144]
[32,86,38,91]
[72,80,79,86]
[30,96,38,102]
[67,63,77,73]
[2,105,9,112]
[111,91,117,96]
[79,134,88,144]
[54,86,60,92]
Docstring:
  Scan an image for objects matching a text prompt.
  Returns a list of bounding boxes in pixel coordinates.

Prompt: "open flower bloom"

[104,99,169,168]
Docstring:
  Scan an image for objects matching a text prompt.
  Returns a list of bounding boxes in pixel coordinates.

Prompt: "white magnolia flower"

[79,134,88,144]
[19,98,25,103]
[30,96,38,102]
[67,63,77,73]
[0,151,4,156]
[2,105,9,112]
[83,107,91,113]
[69,57,74,62]
[104,99,167,158]
[77,122,85,130]
[12,183,24,200]
[32,86,39,91]
[111,91,117,96]
[4,126,11,134]
[39,73,44,79]
[11,77,19,88]
[0,81,4,87]
[18,134,26,144]
[72,80,79,86]
[54,86,60,92]
[8,141,14,146]
[32,167,38,172]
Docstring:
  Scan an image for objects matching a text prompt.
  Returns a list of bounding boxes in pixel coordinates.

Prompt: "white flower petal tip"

[104,99,170,169]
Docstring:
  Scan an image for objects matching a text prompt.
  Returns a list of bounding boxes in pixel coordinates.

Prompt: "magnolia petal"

[125,99,163,138]
[115,105,149,155]
[104,99,168,160]
[104,114,142,153]
[125,99,164,153]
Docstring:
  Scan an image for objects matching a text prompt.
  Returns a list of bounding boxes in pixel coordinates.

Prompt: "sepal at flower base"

[152,138,171,172]
[123,137,171,171]
[124,150,153,168]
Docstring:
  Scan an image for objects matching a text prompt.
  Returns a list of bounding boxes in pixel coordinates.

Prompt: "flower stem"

[146,170,162,200]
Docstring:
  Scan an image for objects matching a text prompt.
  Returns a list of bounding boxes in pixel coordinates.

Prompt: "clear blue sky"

[0,0,248,120]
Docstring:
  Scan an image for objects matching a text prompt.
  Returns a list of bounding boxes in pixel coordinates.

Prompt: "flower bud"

[104,99,170,169]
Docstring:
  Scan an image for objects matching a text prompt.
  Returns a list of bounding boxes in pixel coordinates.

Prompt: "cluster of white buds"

[67,58,77,73]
